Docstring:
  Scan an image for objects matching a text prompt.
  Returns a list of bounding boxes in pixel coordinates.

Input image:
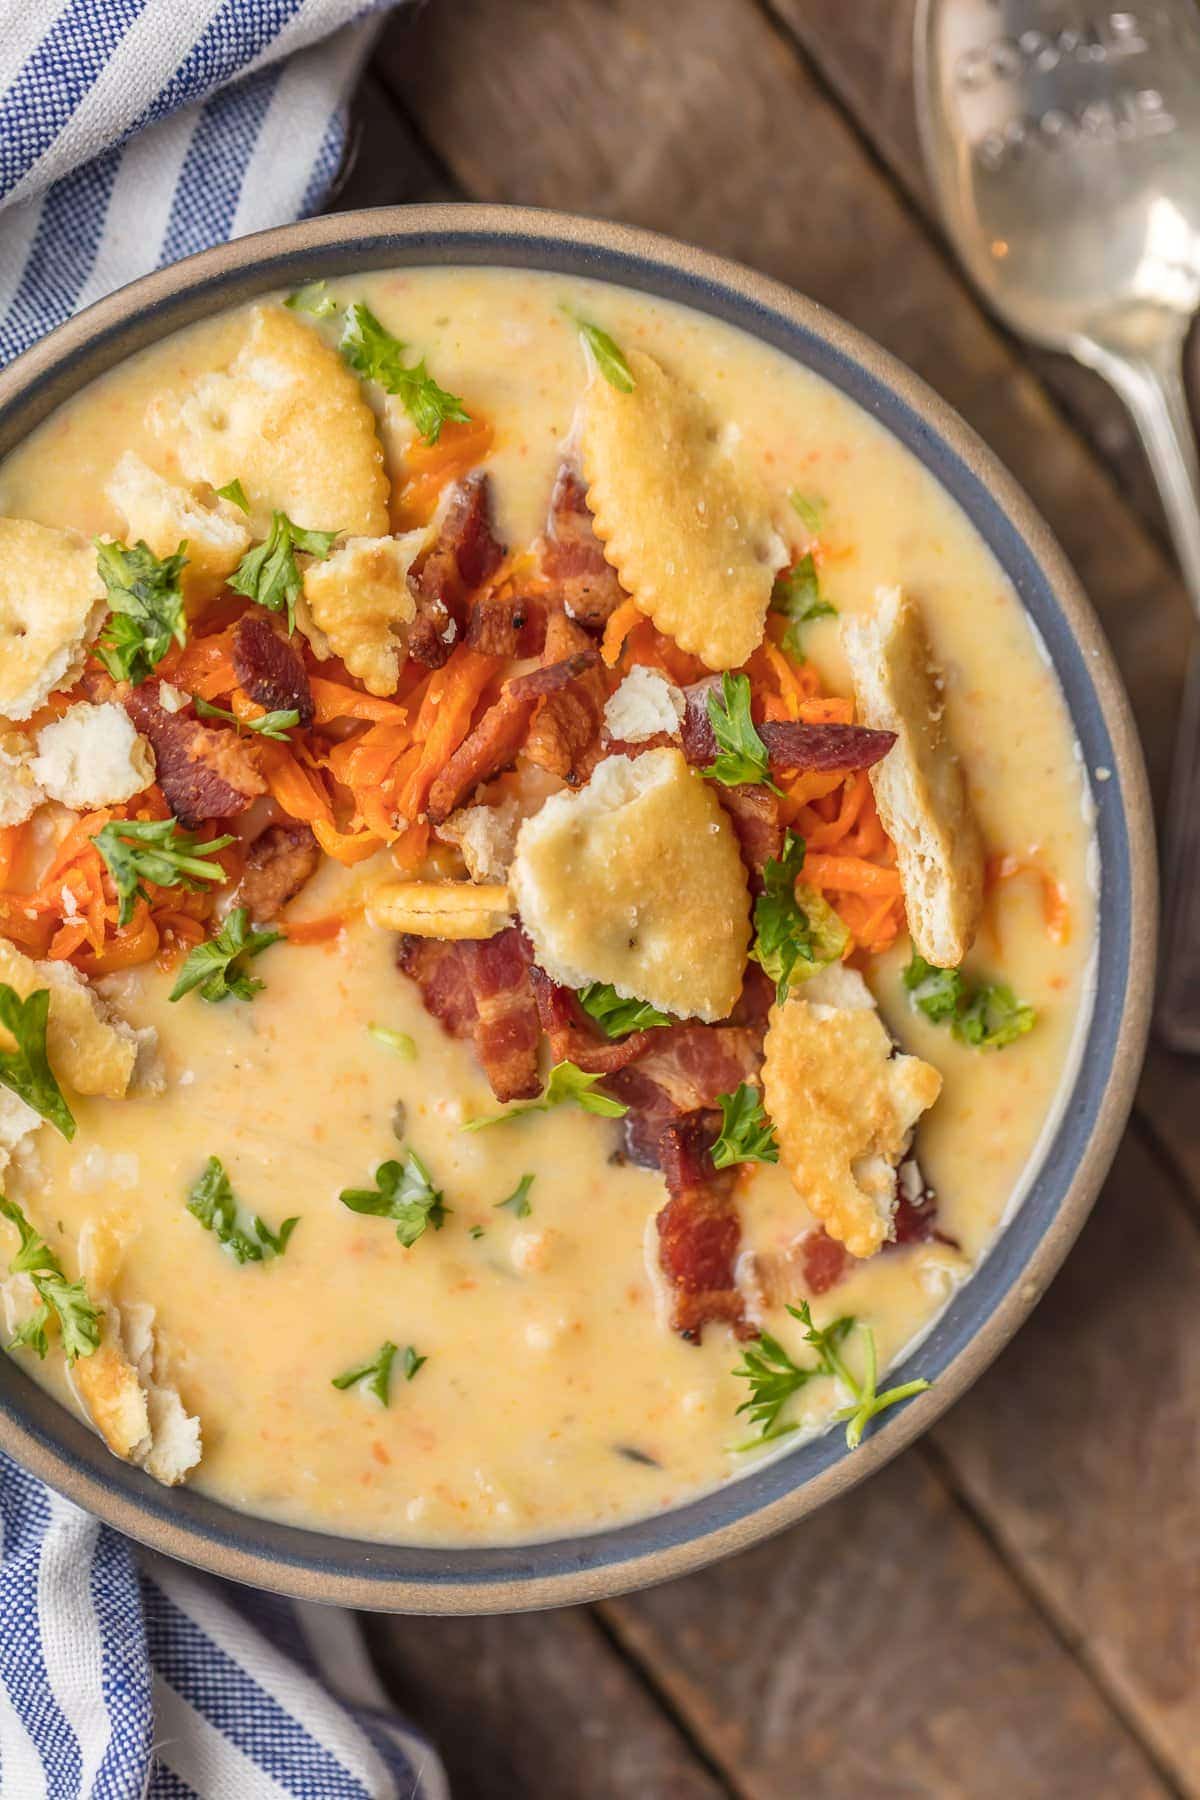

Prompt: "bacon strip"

[681,679,896,774]
[465,592,547,660]
[606,1022,765,1168]
[409,472,506,668]
[231,613,314,726]
[236,822,319,921]
[124,682,266,828]
[717,783,783,880]
[522,614,608,786]
[396,936,477,1038]
[396,928,540,1101]
[539,463,627,628]
[657,1113,752,1342]
[529,967,658,1075]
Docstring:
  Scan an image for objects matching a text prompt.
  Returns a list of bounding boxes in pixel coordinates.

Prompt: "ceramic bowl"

[0,204,1155,1613]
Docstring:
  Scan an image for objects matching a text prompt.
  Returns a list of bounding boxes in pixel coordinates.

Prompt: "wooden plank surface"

[339,2,1200,1792]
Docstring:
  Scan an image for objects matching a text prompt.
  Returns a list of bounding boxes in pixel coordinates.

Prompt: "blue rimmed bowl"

[0,204,1155,1613]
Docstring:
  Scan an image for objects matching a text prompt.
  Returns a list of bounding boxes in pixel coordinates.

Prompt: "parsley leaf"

[169,908,281,1005]
[750,831,848,1002]
[186,1157,299,1263]
[770,554,836,662]
[0,1194,101,1362]
[95,538,188,685]
[577,983,670,1039]
[0,986,75,1140]
[94,817,234,929]
[903,953,1036,1050]
[368,1024,416,1059]
[228,510,338,633]
[193,696,300,742]
[339,302,470,444]
[339,1151,448,1248]
[788,490,825,534]
[569,313,636,392]
[704,672,779,791]
[463,1060,629,1131]
[285,280,338,319]
[495,1174,535,1218]
[216,478,249,511]
[332,1339,424,1404]
[710,1084,778,1169]
[734,1300,930,1450]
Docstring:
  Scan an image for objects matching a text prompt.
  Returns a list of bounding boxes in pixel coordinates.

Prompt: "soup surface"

[0,267,1094,1546]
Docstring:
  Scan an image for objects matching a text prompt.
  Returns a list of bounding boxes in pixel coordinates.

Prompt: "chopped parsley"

[903,953,1036,1050]
[368,1024,417,1059]
[169,909,281,1005]
[734,1300,930,1450]
[339,302,470,444]
[0,985,75,1141]
[788,490,825,534]
[751,830,848,1002]
[285,280,338,319]
[577,983,670,1039]
[216,478,250,511]
[463,1060,629,1132]
[94,817,234,928]
[0,1194,100,1362]
[495,1174,535,1218]
[710,1084,778,1170]
[770,553,836,662]
[704,672,779,791]
[194,696,300,742]
[332,1340,425,1405]
[186,1156,299,1264]
[569,313,635,392]
[339,1151,448,1248]
[95,537,189,685]
[469,1224,486,1240]
[228,510,338,633]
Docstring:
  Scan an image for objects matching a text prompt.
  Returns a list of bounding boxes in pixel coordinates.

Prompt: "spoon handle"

[1087,337,1200,1050]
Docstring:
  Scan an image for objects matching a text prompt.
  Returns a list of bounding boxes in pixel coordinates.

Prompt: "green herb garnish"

[169,908,281,1005]
[339,1151,448,1248]
[194,696,300,742]
[750,830,848,1002]
[903,953,1036,1050]
[186,1155,299,1264]
[788,490,825,534]
[368,1024,417,1059]
[577,983,670,1039]
[0,1194,100,1362]
[0,986,75,1141]
[216,478,250,511]
[94,817,234,928]
[495,1174,535,1218]
[331,1339,424,1405]
[95,538,188,685]
[228,510,338,633]
[339,302,470,444]
[770,554,836,662]
[734,1300,930,1450]
[570,313,635,392]
[463,1060,629,1132]
[704,672,779,791]
[286,280,338,319]
[710,1083,778,1169]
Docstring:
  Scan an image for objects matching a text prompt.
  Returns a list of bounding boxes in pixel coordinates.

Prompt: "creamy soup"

[0,268,1094,1546]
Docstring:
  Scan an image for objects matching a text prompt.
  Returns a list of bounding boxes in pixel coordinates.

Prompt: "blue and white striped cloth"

[0,5,449,1795]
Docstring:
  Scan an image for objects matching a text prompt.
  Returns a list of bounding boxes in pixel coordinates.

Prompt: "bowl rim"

[0,202,1156,1614]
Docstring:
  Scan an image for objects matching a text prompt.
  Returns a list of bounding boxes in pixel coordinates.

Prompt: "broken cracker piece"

[368,880,514,940]
[762,967,942,1259]
[0,942,140,1098]
[0,518,106,720]
[105,450,250,595]
[150,305,389,538]
[511,746,750,1022]
[298,532,424,696]
[579,350,784,671]
[842,586,983,968]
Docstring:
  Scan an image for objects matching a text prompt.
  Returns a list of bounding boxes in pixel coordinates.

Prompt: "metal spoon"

[915,0,1200,1049]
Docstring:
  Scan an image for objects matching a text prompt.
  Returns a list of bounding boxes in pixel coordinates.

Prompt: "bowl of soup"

[0,205,1153,1611]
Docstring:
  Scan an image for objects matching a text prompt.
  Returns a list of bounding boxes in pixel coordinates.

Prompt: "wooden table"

[333,6,1200,1793]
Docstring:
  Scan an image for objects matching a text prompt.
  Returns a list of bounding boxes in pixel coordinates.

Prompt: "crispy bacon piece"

[529,967,658,1075]
[726,962,774,1030]
[607,1023,765,1168]
[425,649,602,824]
[718,783,783,881]
[232,612,314,727]
[396,928,540,1102]
[235,822,320,921]
[801,1228,851,1296]
[681,679,896,775]
[657,1113,752,1342]
[539,463,627,628]
[124,682,266,828]
[409,472,506,668]
[891,1164,957,1250]
[522,613,609,786]
[465,592,548,660]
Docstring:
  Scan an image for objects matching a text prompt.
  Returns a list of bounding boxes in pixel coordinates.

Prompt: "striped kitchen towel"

[0,0,397,367]
[0,4,448,1795]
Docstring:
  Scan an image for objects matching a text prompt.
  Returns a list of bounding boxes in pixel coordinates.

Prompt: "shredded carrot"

[75,909,160,975]
[281,912,350,945]
[393,646,496,823]
[0,824,28,889]
[803,854,903,898]
[390,821,431,875]
[393,418,495,529]
[796,696,855,726]
[310,678,407,725]
[601,598,642,669]
[258,742,334,828]
[987,852,1070,945]
[311,819,383,865]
